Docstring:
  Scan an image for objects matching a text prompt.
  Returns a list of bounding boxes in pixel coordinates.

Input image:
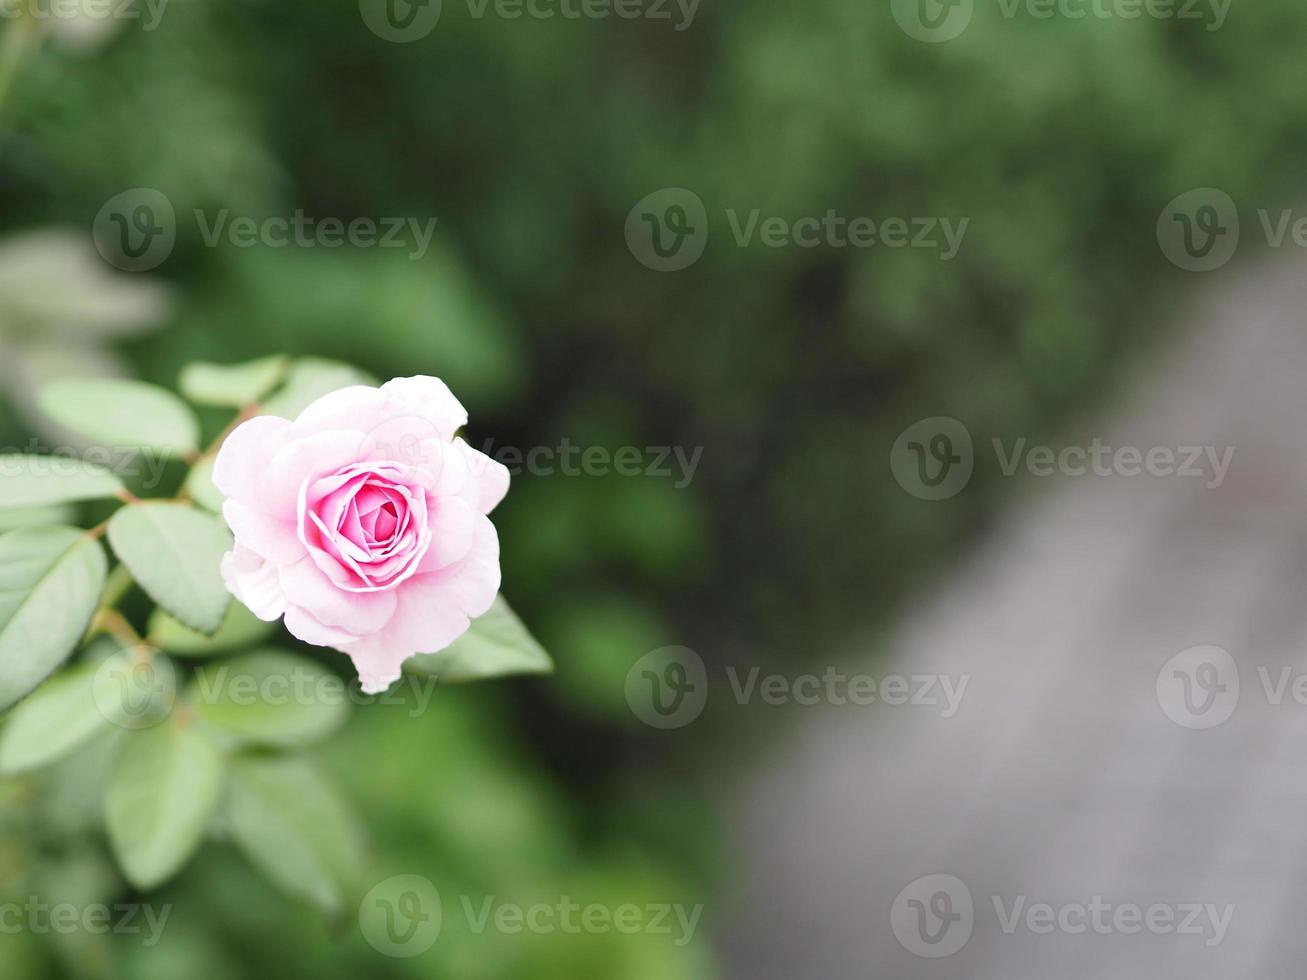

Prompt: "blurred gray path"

[721,257,1307,979]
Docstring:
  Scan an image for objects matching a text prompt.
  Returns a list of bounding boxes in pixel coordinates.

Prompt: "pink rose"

[212,376,508,693]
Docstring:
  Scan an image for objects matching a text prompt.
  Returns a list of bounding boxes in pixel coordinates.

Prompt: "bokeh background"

[2,0,1305,977]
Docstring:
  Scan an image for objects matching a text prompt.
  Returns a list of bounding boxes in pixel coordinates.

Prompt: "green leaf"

[0,527,107,711]
[0,661,111,774]
[148,601,273,658]
[260,358,377,421]
[105,722,225,889]
[0,504,75,532]
[407,596,553,682]
[107,502,232,635]
[0,454,124,509]
[189,651,349,747]
[38,378,200,456]
[41,724,127,837]
[225,756,363,914]
[179,356,290,408]
[93,648,178,731]
[182,455,225,512]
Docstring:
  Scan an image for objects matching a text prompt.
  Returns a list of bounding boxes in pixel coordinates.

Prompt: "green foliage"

[182,455,226,512]
[38,379,200,457]
[224,755,365,916]
[148,602,275,658]
[0,661,109,775]
[408,595,553,682]
[107,502,233,635]
[0,526,106,711]
[260,358,378,421]
[0,352,565,980]
[190,650,349,747]
[104,721,225,889]
[0,454,125,508]
[179,356,290,408]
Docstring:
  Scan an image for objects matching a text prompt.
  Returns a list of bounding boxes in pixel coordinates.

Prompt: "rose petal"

[379,376,468,441]
[264,430,365,515]
[212,415,293,506]
[334,634,412,695]
[220,545,288,621]
[222,500,304,564]
[407,514,500,618]
[453,437,510,514]
[291,377,466,446]
[279,558,398,635]
[284,604,362,647]
[344,583,469,662]
[418,495,477,572]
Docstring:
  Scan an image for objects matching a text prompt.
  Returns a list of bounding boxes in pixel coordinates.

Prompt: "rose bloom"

[213,376,508,693]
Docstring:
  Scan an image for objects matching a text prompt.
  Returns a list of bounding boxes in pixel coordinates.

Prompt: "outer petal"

[333,518,502,692]
[278,558,397,634]
[337,587,470,694]
[283,604,360,648]
[222,500,304,564]
[414,438,472,498]
[264,429,363,516]
[427,513,501,618]
[453,437,510,514]
[290,376,466,444]
[220,544,288,621]
[334,636,412,696]
[379,376,468,441]
[418,495,477,573]
[212,415,293,506]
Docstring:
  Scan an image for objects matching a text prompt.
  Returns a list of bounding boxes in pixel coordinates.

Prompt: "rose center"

[300,462,431,592]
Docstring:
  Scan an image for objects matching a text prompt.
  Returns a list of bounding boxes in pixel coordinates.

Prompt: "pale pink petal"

[340,584,469,673]
[264,430,363,514]
[453,437,510,514]
[212,415,293,506]
[222,500,304,564]
[289,385,387,434]
[418,495,477,572]
[335,635,411,695]
[220,545,288,621]
[278,558,397,634]
[291,378,465,446]
[283,604,361,647]
[379,376,468,441]
[427,513,501,617]
[415,438,472,498]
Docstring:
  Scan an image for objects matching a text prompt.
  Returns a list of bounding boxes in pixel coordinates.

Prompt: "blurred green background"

[2,0,1306,976]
